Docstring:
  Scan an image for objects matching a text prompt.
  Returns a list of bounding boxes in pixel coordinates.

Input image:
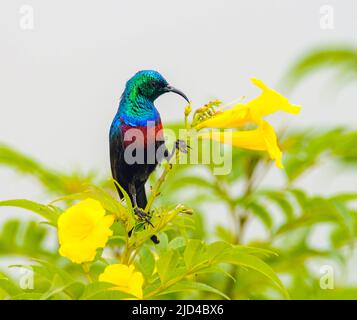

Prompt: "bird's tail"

[115,182,158,243]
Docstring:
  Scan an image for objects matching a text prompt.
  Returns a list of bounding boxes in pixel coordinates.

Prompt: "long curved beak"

[164,85,190,103]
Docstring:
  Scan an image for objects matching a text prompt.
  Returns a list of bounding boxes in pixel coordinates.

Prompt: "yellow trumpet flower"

[99,264,144,299]
[196,78,301,129]
[57,199,114,264]
[200,120,283,168]
[196,78,300,168]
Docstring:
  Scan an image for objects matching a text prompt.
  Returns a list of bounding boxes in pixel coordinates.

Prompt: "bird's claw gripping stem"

[175,139,191,154]
[134,207,154,227]
[166,139,191,161]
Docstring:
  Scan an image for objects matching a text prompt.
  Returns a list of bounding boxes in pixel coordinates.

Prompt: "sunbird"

[110,70,190,223]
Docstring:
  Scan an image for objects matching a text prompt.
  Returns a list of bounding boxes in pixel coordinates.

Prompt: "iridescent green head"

[123,70,190,103]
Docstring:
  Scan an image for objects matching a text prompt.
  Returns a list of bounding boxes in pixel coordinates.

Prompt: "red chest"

[121,121,164,148]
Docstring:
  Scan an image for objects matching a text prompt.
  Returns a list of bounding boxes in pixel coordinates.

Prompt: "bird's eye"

[150,81,161,90]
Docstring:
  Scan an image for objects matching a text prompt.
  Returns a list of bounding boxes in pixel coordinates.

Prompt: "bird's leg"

[166,139,191,161]
[128,183,154,227]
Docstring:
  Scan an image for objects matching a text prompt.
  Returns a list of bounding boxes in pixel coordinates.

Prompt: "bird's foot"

[165,140,191,162]
[175,139,191,154]
[132,208,159,244]
[150,235,160,244]
[134,207,154,227]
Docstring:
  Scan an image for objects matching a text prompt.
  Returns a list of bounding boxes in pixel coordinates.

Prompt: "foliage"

[1,123,356,299]
[283,45,357,90]
[0,191,287,299]
[0,144,101,195]
[159,125,357,299]
[1,47,357,299]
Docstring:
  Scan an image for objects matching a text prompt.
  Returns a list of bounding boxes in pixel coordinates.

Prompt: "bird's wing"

[110,124,126,190]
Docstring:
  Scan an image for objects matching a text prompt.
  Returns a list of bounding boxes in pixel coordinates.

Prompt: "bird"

[109,70,190,225]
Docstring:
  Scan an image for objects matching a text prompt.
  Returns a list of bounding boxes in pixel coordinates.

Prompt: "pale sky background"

[0,0,356,281]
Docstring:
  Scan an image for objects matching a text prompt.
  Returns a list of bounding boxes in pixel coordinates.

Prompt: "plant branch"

[145,161,173,213]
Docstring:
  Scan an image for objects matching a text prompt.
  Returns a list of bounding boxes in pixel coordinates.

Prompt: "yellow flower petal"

[59,242,97,265]
[248,78,301,120]
[196,78,300,129]
[258,120,283,169]
[99,264,144,299]
[194,78,300,168]
[196,104,249,129]
[57,199,114,264]
[200,121,283,169]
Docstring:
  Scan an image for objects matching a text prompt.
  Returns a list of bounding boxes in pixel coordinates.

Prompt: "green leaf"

[158,280,230,300]
[316,287,357,300]
[283,46,357,90]
[183,240,206,268]
[288,188,308,209]
[0,220,20,247]
[193,265,236,283]
[137,246,155,279]
[40,274,76,300]
[0,144,64,193]
[64,282,86,299]
[248,202,273,229]
[275,195,354,236]
[215,225,235,243]
[330,193,357,203]
[155,232,169,253]
[220,250,289,299]
[0,143,96,195]
[80,282,133,300]
[261,191,294,221]
[282,128,356,181]
[112,180,134,213]
[168,237,186,250]
[0,277,22,297]
[0,220,55,259]
[12,293,44,300]
[0,199,59,225]
[206,241,232,263]
[10,260,81,297]
[156,250,184,284]
[233,245,278,258]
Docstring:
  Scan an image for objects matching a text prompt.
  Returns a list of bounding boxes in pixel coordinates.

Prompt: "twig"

[144,161,173,213]
[82,263,94,283]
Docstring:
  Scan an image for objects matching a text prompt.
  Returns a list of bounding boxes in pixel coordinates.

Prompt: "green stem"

[222,161,256,297]
[128,250,138,265]
[121,231,134,265]
[145,161,174,213]
[184,113,189,130]
[82,263,94,283]
[184,104,191,130]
